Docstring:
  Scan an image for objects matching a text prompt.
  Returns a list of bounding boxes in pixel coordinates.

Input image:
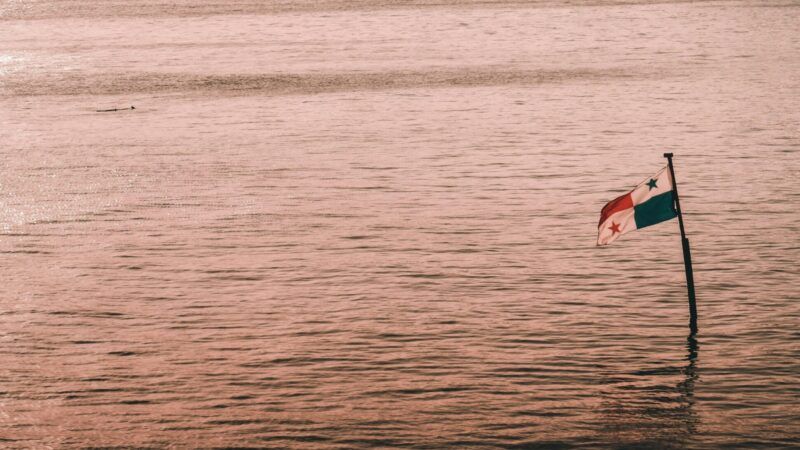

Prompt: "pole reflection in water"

[596,336,700,447]
[681,335,699,436]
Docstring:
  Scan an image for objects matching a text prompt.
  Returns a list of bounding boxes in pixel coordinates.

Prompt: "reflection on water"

[598,336,699,448]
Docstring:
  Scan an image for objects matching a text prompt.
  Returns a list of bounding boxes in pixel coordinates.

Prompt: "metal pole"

[664,153,698,335]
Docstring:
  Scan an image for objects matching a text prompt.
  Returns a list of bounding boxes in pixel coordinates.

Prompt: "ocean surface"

[1,0,799,448]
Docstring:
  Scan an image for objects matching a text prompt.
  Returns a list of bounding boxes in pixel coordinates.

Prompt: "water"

[1,1,799,448]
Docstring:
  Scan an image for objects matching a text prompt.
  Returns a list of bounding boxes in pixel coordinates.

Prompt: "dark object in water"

[96,105,135,112]
[663,152,698,336]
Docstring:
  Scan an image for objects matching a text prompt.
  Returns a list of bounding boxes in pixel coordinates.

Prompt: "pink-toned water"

[1,1,799,448]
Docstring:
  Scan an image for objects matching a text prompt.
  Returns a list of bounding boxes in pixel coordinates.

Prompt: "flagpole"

[664,153,698,335]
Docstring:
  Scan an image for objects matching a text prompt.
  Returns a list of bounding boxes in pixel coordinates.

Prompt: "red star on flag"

[609,222,621,234]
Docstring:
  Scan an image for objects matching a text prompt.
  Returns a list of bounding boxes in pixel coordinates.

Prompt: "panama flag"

[597,166,678,246]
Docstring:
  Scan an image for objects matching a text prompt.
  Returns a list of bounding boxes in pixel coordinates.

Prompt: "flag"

[597,166,678,246]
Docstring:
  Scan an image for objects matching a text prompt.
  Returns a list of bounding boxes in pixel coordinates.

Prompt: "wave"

[1,68,634,97]
[0,0,729,21]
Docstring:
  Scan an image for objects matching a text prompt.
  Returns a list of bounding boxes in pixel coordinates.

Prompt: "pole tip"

[663,152,674,158]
